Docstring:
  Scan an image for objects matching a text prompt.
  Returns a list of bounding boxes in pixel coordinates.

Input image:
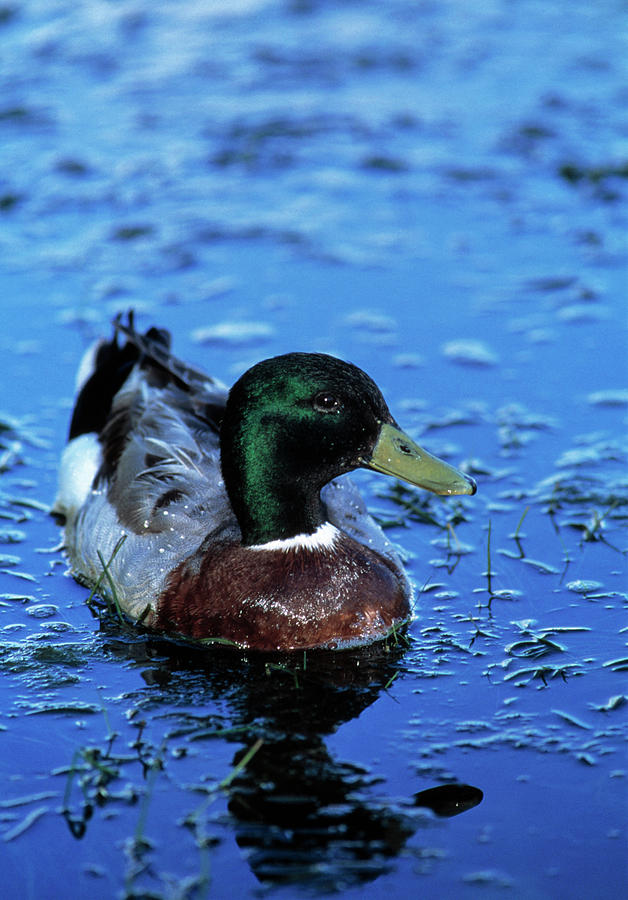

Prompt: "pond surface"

[1,1,627,898]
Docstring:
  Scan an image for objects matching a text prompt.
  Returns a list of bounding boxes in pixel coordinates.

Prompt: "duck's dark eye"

[313,391,341,414]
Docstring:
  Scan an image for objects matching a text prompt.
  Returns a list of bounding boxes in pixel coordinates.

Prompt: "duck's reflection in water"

[228,735,482,888]
[101,633,483,889]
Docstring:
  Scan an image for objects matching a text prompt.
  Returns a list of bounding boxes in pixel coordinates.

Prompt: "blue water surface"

[1,2,627,898]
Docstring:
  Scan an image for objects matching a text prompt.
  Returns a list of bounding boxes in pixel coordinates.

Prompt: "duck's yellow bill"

[364,422,476,496]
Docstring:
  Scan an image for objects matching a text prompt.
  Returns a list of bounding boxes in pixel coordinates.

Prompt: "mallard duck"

[53,313,476,651]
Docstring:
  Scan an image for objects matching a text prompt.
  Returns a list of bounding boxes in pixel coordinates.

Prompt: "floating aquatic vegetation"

[532,436,628,541]
[191,320,275,345]
[496,403,556,455]
[0,441,22,474]
[0,568,37,583]
[505,633,567,659]
[0,553,20,566]
[210,111,366,170]
[552,709,593,730]
[557,303,610,323]
[559,160,628,184]
[431,535,474,556]
[61,736,135,839]
[462,870,514,888]
[518,557,560,575]
[111,224,156,242]
[192,275,239,302]
[487,588,523,601]
[556,439,625,468]
[558,160,628,201]
[587,389,628,408]
[21,701,100,716]
[361,154,409,173]
[344,310,398,332]
[441,339,498,367]
[566,579,604,595]
[393,353,425,369]
[26,604,58,618]
[0,791,59,810]
[0,506,30,520]
[589,695,627,713]
[377,482,471,531]
[420,408,480,431]
[2,807,49,843]
[54,704,263,897]
[500,662,584,686]
[603,657,628,672]
[0,412,49,450]
[497,404,556,431]
[524,275,579,293]
[0,417,25,475]
[5,495,49,512]
[0,592,36,604]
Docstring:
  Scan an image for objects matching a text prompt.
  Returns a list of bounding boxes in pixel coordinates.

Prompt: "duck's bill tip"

[465,475,478,496]
[364,423,478,497]
[437,472,477,497]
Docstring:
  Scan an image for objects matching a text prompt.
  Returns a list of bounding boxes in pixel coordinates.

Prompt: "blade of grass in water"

[218,738,264,791]
[513,506,529,540]
[86,535,126,610]
[90,535,127,621]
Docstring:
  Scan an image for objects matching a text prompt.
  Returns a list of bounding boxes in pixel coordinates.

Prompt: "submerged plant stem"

[513,506,529,540]
[485,519,494,605]
[219,738,264,791]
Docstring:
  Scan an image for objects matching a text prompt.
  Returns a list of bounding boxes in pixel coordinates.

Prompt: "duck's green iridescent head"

[220,352,475,546]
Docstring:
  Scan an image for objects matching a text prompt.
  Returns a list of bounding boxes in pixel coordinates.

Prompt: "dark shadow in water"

[77,627,483,890]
